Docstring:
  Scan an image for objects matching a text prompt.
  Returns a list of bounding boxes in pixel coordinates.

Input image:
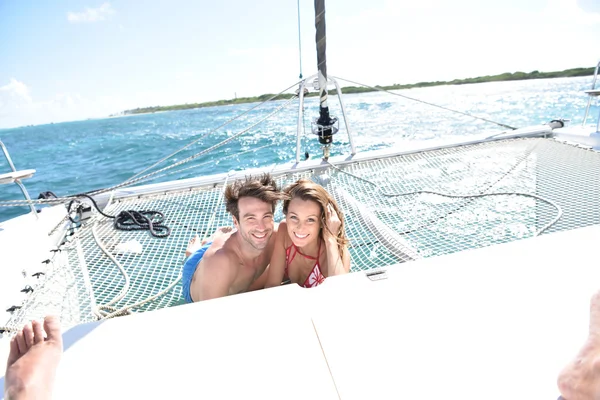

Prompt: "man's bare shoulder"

[199,235,239,275]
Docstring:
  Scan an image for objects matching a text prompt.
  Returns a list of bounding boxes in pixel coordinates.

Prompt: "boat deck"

[1,222,598,399]
[1,136,600,333]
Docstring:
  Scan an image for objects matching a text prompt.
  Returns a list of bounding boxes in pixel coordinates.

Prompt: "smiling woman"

[265,179,350,289]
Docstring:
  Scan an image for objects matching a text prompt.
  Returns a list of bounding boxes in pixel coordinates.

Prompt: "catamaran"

[1,0,599,398]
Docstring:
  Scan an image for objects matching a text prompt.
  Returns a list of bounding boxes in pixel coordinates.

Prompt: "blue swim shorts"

[181,241,213,303]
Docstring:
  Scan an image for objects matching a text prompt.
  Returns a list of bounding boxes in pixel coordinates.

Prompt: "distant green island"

[119,67,594,116]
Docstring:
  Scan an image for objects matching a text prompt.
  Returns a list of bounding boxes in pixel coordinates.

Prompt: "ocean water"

[0,76,597,223]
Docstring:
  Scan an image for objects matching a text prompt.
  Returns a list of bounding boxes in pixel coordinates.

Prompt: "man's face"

[233,196,275,251]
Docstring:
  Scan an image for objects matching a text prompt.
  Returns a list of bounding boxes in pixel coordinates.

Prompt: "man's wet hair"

[224,173,287,220]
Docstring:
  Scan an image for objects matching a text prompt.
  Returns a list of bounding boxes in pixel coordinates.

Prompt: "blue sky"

[1,0,599,128]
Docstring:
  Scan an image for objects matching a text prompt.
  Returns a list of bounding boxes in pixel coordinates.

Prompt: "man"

[181,173,286,302]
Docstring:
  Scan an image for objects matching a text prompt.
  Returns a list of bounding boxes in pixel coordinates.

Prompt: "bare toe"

[7,336,20,366]
[23,322,34,349]
[186,234,204,256]
[16,329,27,355]
[32,320,45,344]
[43,315,62,345]
[5,316,63,400]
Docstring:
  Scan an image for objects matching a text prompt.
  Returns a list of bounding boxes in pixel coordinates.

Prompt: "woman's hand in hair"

[325,203,341,240]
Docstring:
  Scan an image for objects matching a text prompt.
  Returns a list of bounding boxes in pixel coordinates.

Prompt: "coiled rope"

[90,173,233,320]
[68,194,170,238]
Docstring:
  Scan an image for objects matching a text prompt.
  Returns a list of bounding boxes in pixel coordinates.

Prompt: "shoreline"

[119,67,595,116]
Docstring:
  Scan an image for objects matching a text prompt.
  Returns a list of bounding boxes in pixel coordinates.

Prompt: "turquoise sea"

[0,76,597,223]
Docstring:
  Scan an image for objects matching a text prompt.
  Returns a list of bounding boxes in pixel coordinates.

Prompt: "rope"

[393,140,541,234]
[114,142,275,189]
[0,93,300,328]
[79,95,298,200]
[9,141,273,227]
[75,227,102,320]
[326,161,562,237]
[123,81,302,184]
[91,224,130,306]
[98,173,233,320]
[0,85,301,208]
[113,211,170,238]
[332,76,518,131]
[67,194,171,238]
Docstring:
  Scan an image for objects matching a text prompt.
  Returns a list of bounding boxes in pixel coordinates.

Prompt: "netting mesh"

[3,137,600,334]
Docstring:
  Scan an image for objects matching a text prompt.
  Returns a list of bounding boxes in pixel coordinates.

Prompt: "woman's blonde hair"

[282,179,349,258]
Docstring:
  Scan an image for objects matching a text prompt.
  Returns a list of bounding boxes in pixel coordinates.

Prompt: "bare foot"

[185,234,203,258]
[4,316,63,400]
[185,227,234,258]
[211,226,234,242]
[558,292,600,400]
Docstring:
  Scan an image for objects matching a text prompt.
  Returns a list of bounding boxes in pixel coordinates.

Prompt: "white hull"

[0,223,597,399]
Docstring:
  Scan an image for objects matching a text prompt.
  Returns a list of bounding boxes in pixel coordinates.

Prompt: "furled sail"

[313,0,338,149]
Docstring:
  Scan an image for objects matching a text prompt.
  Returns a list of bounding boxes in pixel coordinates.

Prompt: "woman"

[265,179,350,288]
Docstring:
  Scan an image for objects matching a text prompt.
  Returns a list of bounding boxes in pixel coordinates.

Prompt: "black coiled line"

[113,210,170,238]
[67,194,171,238]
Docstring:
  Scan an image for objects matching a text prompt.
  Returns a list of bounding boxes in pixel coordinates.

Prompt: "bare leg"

[185,227,234,258]
[185,234,203,258]
[209,226,233,242]
[4,316,63,400]
[558,291,600,400]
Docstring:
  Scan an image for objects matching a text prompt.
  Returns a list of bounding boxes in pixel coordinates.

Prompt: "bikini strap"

[294,241,320,261]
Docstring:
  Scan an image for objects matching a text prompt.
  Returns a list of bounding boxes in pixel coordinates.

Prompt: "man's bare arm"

[247,266,269,291]
[189,251,235,301]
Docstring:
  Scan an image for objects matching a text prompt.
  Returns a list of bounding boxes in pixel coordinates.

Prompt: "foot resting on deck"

[558,291,600,400]
[4,316,63,400]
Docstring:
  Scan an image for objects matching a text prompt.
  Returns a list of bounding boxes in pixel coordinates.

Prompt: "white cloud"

[67,3,115,23]
[0,79,131,129]
[227,47,296,58]
[0,78,32,104]
[318,0,600,89]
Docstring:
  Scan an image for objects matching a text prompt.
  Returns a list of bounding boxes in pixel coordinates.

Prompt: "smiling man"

[181,173,287,302]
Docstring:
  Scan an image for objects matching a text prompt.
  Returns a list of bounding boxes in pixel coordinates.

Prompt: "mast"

[313,0,338,159]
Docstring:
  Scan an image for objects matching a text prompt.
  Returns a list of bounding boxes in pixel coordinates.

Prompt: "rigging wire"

[333,76,517,130]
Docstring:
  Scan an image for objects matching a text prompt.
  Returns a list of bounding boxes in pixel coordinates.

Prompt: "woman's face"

[286,197,322,248]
